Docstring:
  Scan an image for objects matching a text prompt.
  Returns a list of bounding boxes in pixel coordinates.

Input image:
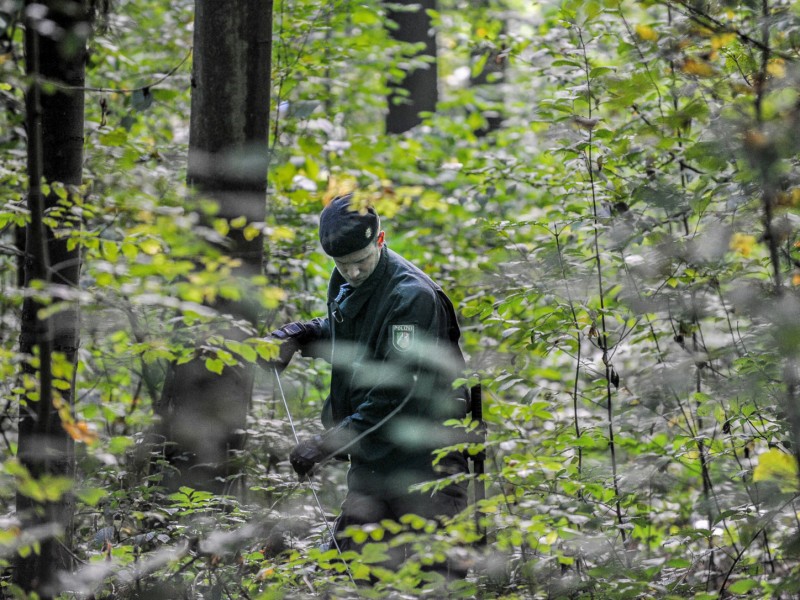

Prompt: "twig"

[576,25,627,546]
[659,0,796,61]
[716,496,799,595]
[553,226,584,478]
[0,243,26,257]
[44,47,192,94]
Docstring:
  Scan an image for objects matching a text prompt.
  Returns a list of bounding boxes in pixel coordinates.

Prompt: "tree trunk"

[156,0,272,493]
[385,0,438,134]
[469,0,506,137]
[15,0,87,596]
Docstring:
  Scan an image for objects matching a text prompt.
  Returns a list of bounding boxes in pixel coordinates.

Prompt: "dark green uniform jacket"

[302,247,469,497]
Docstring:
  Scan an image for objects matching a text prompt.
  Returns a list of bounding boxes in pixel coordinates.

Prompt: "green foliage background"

[3,0,800,597]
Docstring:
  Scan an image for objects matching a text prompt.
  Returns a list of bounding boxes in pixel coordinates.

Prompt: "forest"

[2,0,800,598]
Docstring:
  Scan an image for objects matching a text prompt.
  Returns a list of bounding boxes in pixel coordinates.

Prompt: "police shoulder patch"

[391,324,415,352]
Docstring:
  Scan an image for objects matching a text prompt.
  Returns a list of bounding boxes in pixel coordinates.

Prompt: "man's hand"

[289,435,327,478]
[268,321,311,373]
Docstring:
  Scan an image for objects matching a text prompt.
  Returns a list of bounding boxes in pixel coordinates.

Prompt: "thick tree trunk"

[156,0,272,493]
[385,0,438,134]
[15,0,87,596]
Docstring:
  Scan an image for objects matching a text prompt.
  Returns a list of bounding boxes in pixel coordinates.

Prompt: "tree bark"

[156,0,272,493]
[15,0,87,596]
[385,0,438,134]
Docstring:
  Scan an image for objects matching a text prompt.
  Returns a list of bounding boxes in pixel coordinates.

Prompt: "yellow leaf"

[63,421,99,444]
[256,567,274,580]
[213,218,230,237]
[692,25,715,38]
[711,33,736,50]
[744,129,769,151]
[230,215,247,228]
[96,272,114,287]
[269,226,295,242]
[767,58,786,79]
[753,449,798,492]
[139,238,161,256]
[243,224,261,241]
[635,24,658,42]
[260,286,286,309]
[730,232,756,257]
[681,57,714,77]
[324,176,357,203]
[792,271,800,287]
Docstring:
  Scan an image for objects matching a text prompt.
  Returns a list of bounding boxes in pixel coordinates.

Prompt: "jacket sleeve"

[299,316,332,361]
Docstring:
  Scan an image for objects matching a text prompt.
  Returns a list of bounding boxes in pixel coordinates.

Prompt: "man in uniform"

[271,193,470,569]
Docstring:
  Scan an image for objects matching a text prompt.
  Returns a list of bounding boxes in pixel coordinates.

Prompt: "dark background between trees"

[3,0,800,598]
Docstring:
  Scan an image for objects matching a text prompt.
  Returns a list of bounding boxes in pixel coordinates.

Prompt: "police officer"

[272,193,470,566]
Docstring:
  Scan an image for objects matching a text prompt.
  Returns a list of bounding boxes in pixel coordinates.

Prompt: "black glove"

[268,321,311,372]
[289,422,352,478]
[289,435,327,478]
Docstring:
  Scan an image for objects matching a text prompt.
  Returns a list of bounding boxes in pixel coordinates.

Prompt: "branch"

[44,47,193,94]
[716,496,799,595]
[0,242,25,257]
[660,0,796,61]
[576,24,628,548]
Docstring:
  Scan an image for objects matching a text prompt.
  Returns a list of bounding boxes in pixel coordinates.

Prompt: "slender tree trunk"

[385,0,438,134]
[469,0,506,137]
[156,0,272,493]
[15,1,87,595]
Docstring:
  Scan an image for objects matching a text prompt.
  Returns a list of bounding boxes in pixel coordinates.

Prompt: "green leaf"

[205,358,224,375]
[225,340,258,363]
[666,557,691,568]
[52,379,71,391]
[728,579,758,594]
[589,66,615,78]
[753,449,798,492]
[471,53,489,78]
[109,436,134,454]
[351,562,371,580]
[76,487,108,507]
[102,240,119,262]
[551,58,582,68]
[99,128,128,147]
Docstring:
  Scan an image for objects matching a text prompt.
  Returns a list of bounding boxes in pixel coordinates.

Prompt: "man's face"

[333,235,384,288]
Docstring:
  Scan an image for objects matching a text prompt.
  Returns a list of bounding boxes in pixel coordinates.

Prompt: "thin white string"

[273,367,357,587]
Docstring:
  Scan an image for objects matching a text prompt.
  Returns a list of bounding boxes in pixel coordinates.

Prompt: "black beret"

[318,194,380,257]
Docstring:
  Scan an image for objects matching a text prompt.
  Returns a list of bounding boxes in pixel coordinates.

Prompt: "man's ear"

[377,231,386,247]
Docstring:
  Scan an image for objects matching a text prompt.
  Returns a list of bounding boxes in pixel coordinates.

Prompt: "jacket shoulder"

[382,251,444,314]
[386,250,439,287]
